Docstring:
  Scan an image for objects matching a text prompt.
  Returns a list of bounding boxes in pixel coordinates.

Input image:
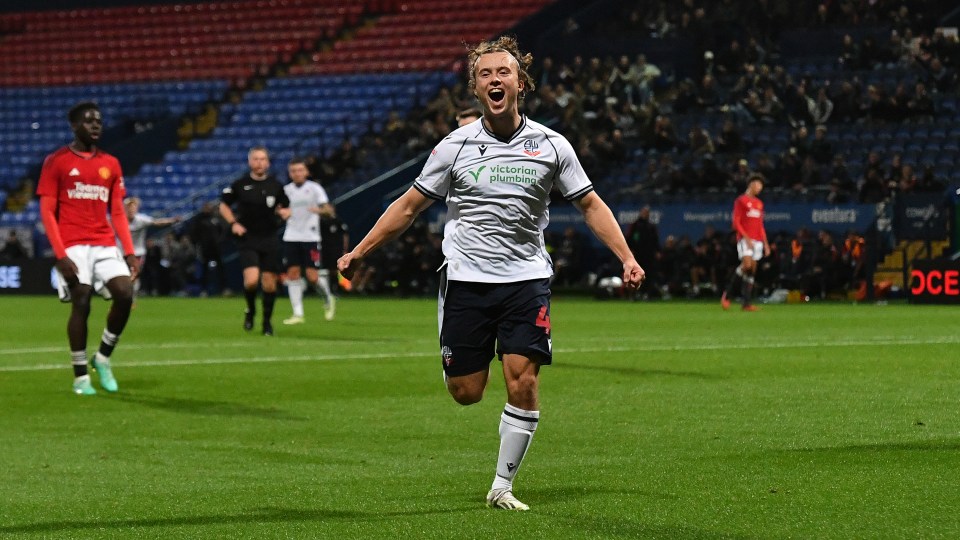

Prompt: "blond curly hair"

[466,36,536,99]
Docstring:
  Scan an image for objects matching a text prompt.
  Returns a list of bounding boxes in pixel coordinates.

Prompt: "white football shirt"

[127,213,154,257]
[283,180,329,242]
[414,116,594,283]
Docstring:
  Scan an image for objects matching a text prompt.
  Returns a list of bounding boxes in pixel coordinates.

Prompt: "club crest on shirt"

[523,139,540,157]
[98,167,111,180]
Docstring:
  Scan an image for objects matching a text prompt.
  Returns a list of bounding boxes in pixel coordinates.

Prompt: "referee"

[219,146,290,335]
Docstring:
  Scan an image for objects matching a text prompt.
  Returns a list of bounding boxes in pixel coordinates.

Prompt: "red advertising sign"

[909,260,960,304]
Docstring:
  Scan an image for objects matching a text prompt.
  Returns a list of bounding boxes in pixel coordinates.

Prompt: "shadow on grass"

[113,393,305,421]
[0,505,480,535]
[555,362,722,379]
[785,439,960,454]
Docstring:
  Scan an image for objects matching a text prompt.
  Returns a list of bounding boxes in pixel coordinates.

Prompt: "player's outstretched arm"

[338,188,433,280]
[574,191,645,290]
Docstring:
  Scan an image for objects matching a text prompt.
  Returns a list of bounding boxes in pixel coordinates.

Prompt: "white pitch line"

[0,339,375,356]
[0,336,958,373]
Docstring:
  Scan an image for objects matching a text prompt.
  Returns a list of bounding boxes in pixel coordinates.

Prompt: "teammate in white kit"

[123,197,180,298]
[339,37,644,511]
[281,158,335,324]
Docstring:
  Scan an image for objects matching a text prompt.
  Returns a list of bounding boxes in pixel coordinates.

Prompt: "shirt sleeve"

[413,135,460,201]
[111,159,135,255]
[315,183,330,206]
[551,134,594,201]
[36,153,60,198]
[276,181,290,208]
[221,179,239,205]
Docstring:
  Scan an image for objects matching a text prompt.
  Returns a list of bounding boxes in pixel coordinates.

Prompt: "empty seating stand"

[0,1,362,86]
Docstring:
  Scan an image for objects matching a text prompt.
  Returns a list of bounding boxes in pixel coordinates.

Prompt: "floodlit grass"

[1,295,958,538]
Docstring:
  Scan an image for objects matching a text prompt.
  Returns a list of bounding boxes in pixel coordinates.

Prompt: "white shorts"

[736,238,764,261]
[55,245,130,302]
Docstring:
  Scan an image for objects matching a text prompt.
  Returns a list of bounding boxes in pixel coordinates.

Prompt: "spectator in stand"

[606,54,638,105]
[634,53,662,103]
[383,110,411,145]
[839,34,860,68]
[673,78,698,114]
[786,84,813,127]
[782,227,814,292]
[714,118,744,155]
[456,107,482,127]
[755,86,785,123]
[650,115,680,151]
[717,39,746,80]
[809,230,839,299]
[0,229,28,260]
[809,125,833,165]
[832,80,862,123]
[320,204,349,294]
[731,158,752,189]
[906,82,935,119]
[552,226,585,287]
[859,168,887,203]
[626,205,661,299]
[789,124,811,160]
[658,234,682,296]
[840,229,866,290]
[688,123,715,156]
[916,164,946,193]
[161,232,195,296]
[689,238,715,297]
[696,74,722,111]
[190,201,230,296]
[808,87,834,125]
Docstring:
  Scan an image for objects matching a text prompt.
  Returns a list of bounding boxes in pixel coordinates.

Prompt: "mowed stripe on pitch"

[1,336,958,372]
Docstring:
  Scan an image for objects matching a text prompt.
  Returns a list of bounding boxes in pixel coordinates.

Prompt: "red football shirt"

[732,193,767,242]
[37,146,127,250]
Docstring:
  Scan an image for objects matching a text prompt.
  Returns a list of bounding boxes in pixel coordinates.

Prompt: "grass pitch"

[0,295,958,539]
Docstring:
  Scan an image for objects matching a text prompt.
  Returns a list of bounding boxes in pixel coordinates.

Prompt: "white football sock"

[491,403,539,492]
[311,275,333,303]
[287,278,305,317]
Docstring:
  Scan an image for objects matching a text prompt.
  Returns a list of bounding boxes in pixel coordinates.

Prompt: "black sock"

[742,276,754,306]
[71,350,88,377]
[98,329,119,358]
[244,289,257,315]
[262,292,276,326]
[725,269,742,296]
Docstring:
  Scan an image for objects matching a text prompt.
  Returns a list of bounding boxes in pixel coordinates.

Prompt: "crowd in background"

[5,1,957,300]
[312,0,957,209]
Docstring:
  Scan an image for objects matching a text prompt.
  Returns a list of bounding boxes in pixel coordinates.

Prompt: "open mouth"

[489,88,505,104]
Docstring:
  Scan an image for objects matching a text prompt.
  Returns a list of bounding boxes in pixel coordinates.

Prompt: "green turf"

[1,295,958,539]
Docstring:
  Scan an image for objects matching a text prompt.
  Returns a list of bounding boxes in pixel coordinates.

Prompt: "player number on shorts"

[535,306,551,334]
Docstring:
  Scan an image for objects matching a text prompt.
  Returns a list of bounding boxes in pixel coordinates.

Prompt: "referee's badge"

[266,196,276,208]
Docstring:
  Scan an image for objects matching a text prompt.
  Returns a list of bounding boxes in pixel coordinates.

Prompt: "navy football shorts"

[283,241,322,270]
[438,275,552,377]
